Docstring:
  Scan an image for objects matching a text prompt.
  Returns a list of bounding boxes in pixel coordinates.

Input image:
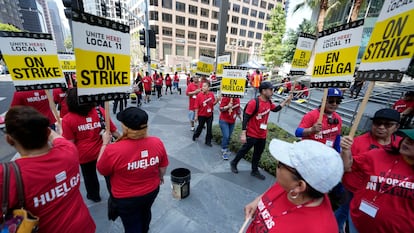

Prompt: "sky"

[285,0,313,31]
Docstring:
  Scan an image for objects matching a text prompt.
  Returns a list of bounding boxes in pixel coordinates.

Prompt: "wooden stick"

[45,89,61,132]
[349,81,375,137]
[229,97,233,114]
[318,88,328,123]
[238,217,251,233]
[104,101,111,132]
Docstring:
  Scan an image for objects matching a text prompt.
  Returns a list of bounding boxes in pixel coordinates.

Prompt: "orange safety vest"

[253,75,261,88]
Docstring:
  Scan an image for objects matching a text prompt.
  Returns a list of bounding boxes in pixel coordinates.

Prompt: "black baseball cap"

[117,107,148,130]
[371,108,400,123]
[259,82,274,91]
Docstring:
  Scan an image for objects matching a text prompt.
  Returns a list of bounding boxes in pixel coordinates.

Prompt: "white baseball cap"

[269,139,344,193]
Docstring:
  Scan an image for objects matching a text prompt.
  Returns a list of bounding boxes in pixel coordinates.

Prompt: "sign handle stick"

[349,81,375,137]
[238,217,251,233]
[67,73,73,88]
[45,89,61,133]
[104,101,111,132]
[318,88,328,123]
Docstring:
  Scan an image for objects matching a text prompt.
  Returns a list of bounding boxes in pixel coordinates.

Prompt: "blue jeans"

[348,210,359,233]
[219,120,235,150]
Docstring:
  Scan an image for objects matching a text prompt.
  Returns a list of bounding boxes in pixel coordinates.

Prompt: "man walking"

[230,82,292,180]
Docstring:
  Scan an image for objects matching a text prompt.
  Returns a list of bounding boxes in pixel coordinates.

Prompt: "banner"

[58,53,76,73]
[0,32,66,91]
[196,54,215,75]
[72,11,130,103]
[220,66,247,98]
[290,33,316,76]
[216,54,231,76]
[356,1,414,82]
[311,19,364,88]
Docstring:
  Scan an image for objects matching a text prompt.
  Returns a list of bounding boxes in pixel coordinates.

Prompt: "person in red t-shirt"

[142,72,152,103]
[245,139,343,233]
[164,73,173,95]
[53,87,69,118]
[219,97,241,160]
[393,91,414,129]
[230,82,292,180]
[284,77,292,94]
[186,76,201,131]
[340,128,414,233]
[210,72,217,82]
[192,82,219,146]
[173,72,180,93]
[98,107,168,233]
[62,88,120,203]
[154,73,163,99]
[3,106,96,233]
[295,88,343,152]
[186,73,191,86]
[11,90,57,129]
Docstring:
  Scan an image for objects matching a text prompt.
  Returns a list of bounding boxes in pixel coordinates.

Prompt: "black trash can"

[170,168,191,199]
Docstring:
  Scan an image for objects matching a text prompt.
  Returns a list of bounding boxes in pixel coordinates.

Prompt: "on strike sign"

[72,11,130,103]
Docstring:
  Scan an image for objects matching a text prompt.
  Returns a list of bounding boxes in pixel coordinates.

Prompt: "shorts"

[145,91,151,96]
[188,111,195,121]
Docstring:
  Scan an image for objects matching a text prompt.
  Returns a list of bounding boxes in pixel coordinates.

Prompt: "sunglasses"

[277,162,300,177]
[327,99,342,104]
[372,120,397,128]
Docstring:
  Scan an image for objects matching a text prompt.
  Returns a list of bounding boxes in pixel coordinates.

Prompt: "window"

[240,18,247,25]
[176,16,185,25]
[200,21,209,29]
[231,27,238,35]
[258,11,265,19]
[199,33,208,41]
[243,0,249,3]
[247,41,253,47]
[162,0,172,9]
[201,0,210,5]
[213,0,221,7]
[256,33,262,40]
[163,43,172,60]
[252,0,258,6]
[249,20,256,28]
[268,3,274,10]
[188,31,197,40]
[162,13,172,23]
[188,18,197,27]
[176,2,185,12]
[248,31,254,38]
[150,0,158,6]
[231,16,239,24]
[176,29,185,38]
[242,7,249,15]
[265,24,269,31]
[260,0,266,9]
[250,9,257,17]
[266,13,270,20]
[232,4,240,12]
[176,45,184,56]
[150,11,158,20]
[150,25,159,34]
[188,46,196,58]
[257,22,263,29]
[211,23,218,31]
[201,8,209,17]
[239,40,245,47]
[239,29,246,37]
[212,11,219,19]
[162,27,172,36]
[189,5,198,14]
[210,35,216,43]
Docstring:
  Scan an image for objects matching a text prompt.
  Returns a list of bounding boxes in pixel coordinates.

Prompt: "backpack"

[243,97,272,117]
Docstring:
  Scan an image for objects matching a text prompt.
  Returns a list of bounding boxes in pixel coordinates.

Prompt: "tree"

[263,5,286,68]
[281,19,316,63]
[64,36,73,51]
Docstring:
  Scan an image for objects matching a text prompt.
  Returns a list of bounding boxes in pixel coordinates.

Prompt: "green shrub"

[212,122,298,176]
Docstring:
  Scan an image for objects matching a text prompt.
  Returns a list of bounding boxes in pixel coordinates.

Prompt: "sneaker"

[192,135,197,141]
[251,171,266,180]
[87,194,102,202]
[205,142,212,147]
[191,127,195,131]
[222,153,229,160]
[230,161,238,173]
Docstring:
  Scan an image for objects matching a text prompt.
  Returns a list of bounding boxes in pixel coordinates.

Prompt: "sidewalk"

[88,86,276,233]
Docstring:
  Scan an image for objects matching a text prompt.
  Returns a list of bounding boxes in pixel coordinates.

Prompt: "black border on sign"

[310,81,351,88]
[15,83,67,92]
[355,70,403,82]
[289,71,306,76]
[299,32,317,40]
[223,66,248,70]
[318,19,365,38]
[222,94,244,98]
[200,54,215,59]
[78,92,130,104]
[0,31,53,40]
[71,10,129,33]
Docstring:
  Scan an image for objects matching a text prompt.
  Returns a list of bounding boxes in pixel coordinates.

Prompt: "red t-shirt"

[245,98,277,139]
[53,88,69,117]
[97,137,169,198]
[165,76,172,86]
[186,83,199,110]
[247,183,338,233]
[194,91,215,117]
[186,76,191,85]
[298,109,342,147]
[285,82,292,91]
[11,90,56,125]
[294,84,302,91]
[173,74,179,83]
[343,149,414,233]
[142,76,152,91]
[219,97,241,124]
[393,99,414,114]
[0,138,96,233]
[352,132,402,156]
[62,107,117,164]
[302,87,309,97]
[155,76,163,86]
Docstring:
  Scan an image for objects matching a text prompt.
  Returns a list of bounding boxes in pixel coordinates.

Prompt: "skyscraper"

[47,0,66,52]
[0,0,23,30]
